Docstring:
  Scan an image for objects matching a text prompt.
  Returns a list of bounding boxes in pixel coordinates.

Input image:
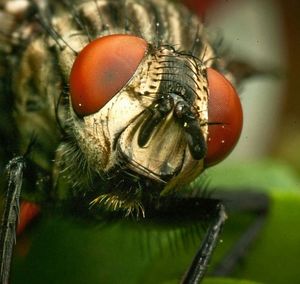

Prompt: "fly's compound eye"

[69,34,148,117]
[205,68,243,167]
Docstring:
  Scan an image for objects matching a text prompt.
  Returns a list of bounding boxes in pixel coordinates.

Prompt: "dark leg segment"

[152,190,269,283]
[0,156,26,284]
[213,214,267,276]
[147,196,227,284]
[181,203,227,284]
[211,190,270,276]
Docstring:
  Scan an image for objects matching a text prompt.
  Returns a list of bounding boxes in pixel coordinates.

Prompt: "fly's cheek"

[69,34,148,117]
[205,68,243,167]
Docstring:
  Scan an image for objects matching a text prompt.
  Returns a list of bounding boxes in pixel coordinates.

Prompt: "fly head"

[68,35,210,195]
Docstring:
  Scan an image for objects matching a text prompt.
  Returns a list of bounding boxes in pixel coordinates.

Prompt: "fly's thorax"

[69,44,209,192]
[0,1,68,172]
[46,0,214,82]
[12,37,63,171]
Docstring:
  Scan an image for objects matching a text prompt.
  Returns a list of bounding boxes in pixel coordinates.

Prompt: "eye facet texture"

[70,34,148,117]
[205,68,243,166]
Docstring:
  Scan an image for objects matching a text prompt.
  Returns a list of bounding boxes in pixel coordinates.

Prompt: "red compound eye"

[205,68,243,167]
[70,34,148,117]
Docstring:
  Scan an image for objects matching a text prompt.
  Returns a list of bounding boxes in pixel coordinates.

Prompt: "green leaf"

[11,160,300,283]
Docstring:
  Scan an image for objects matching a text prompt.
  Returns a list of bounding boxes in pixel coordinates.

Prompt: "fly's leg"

[0,156,26,284]
[149,197,226,284]
[155,191,269,283]
[181,202,226,284]
[211,190,270,276]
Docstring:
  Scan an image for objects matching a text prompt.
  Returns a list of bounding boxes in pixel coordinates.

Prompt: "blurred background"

[209,0,285,161]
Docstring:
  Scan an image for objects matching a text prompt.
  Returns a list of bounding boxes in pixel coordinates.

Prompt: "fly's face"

[67,34,242,193]
[116,45,209,190]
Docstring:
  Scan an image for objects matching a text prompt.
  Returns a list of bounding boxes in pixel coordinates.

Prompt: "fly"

[0,0,260,283]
